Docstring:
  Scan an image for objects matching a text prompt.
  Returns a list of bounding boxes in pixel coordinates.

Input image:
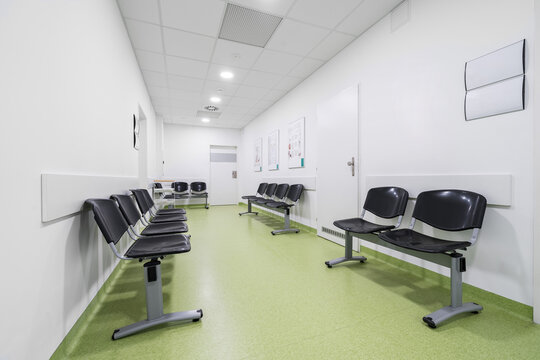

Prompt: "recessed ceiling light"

[210,97,221,103]
[220,71,234,79]
[201,118,210,123]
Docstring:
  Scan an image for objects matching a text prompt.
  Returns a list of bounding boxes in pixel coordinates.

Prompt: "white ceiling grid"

[117,0,403,128]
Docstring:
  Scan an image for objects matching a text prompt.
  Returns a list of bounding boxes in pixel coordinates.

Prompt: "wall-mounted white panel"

[465,39,525,90]
[465,75,525,121]
[365,174,512,206]
[41,173,139,222]
[262,176,316,191]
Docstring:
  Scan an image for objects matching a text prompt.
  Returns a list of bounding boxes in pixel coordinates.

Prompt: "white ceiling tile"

[273,76,303,91]
[266,19,330,57]
[170,109,198,117]
[148,86,170,97]
[168,75,205,92]
[234,85,269,100]
[125,19,163,53]
[288,0,361,29]
[242,71,282,88]
[222,105,251,115]
[308,31,356,61]
[227,0,295,17]
[118,0,160,24]
[160,0,226,37]
[204,80,240,97]
[253,99,276,109]
[337,0,402,36]
[166,56,209,78]
[151,97,171,107]
[163,28,215,61]
[143,70,168,87]
[211,39,264,69]
[135,50,166,72]
[252,50,302,75]
[206,64,249,83]
[168,90,203,101]
[263,89,287,102]
[288,58,324,78]
[228,97,258,107]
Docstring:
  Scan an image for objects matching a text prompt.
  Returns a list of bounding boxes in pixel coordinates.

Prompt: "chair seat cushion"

[378,229,471,253]
[156,208,186,215]
[255,198,275,204]
[242,195,259,200]
[333,218,394,234]
[150,213,188,223]
[265,201,291,209]
[125,234,191,258]
[141,222,188,236]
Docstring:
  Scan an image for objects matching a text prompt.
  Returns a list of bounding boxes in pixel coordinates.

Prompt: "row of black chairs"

[85,188,202,340]
[325,187,487,328]
[239,183,304,235]
[155,181,209,209]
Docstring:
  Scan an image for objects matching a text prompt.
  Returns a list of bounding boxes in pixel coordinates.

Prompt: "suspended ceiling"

[117,0,403,128]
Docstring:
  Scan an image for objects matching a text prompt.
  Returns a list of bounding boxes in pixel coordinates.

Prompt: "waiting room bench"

[326,188,487,328]
[240,183,304,235]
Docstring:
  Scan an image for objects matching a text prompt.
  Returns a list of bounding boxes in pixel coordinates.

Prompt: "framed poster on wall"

[268,130,279,171]
[254,137,262,172]
[288,117,305,168]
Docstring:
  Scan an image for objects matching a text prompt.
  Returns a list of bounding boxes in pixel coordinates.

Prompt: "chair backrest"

[274,184,290,199]
[85,199,129,244]
[286,184,304,202]
[170,182,177,188]
[413,189,487,231]
[141,189,157,208]
[130,189,151,214]
[257,183,268,196]
[364,187,409,219]
[154,182,163,189]
[174,182,189,193]
[110,194,141,226]
[190,182,206,192]
[265,183,278,197]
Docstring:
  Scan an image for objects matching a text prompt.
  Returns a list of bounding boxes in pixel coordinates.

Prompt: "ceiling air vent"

[219,4,282,47]
[204,105,219,112]
[196,110,221,119]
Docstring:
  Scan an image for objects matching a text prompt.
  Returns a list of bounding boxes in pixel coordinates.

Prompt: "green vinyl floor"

[53,205,540,360]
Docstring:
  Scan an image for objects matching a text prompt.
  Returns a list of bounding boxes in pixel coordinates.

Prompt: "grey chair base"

[422,302,482,328]
[113,309,203,340]
[271,228,300,235]
[325,231,366,267]
[112,259,202,340]
[239,200,258,216]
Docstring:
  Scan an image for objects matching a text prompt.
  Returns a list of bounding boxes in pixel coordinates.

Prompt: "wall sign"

[254,137,262,172]
[268,129,279,171]
[288,117,305,168]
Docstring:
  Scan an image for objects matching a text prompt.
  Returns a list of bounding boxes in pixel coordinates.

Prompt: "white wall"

[240,0,535,306]
[163,124,241,200]
[0,1,157,359]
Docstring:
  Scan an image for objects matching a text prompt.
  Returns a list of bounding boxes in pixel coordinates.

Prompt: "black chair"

[378,189,487,328]
[325,187,409,268]
[154,182,163,189]
[239,183,277,216]
[111,194,188,236]
[141,188,186,215]
[165,182,189,200]
[265,184,304,235]
[85,199,202,340]
[255,183,289,205]
[239,183,268,215]
[131,189,187,224]
[189,182,209,209]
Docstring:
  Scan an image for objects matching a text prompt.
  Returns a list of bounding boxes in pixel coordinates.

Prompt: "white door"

[316,85,360,246]
[209,146,238,205]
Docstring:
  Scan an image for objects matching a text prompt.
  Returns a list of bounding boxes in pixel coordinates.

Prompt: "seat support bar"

[325,231,367,267]
[239,200,258,216]
[112,259,202,340]
[271,208,299,235]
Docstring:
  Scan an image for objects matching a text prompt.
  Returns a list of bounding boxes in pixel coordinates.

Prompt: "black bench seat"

[379,228,471,253]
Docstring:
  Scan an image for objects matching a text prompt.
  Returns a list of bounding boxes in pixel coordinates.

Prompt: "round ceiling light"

[201,118,210,123]
[220,71,234,79]
[210,96,221,103]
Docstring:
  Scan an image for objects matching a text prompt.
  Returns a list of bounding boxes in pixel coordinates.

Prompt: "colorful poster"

[254,137,262,172]
[288,117,305,168]
[268,130,279,171]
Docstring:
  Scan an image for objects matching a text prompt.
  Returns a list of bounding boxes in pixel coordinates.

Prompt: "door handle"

[347,157,355,176]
